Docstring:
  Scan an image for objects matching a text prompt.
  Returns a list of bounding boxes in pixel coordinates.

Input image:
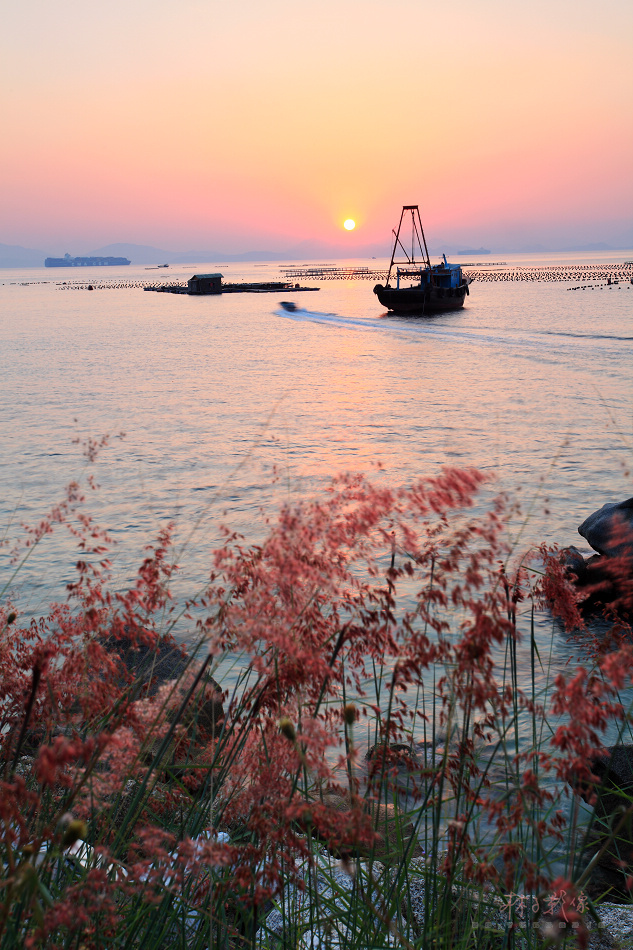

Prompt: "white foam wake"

[273,305,630,362]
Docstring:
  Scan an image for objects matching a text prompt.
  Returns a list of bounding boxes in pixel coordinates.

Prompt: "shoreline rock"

[557,498,633,616]
[579,500,633,559]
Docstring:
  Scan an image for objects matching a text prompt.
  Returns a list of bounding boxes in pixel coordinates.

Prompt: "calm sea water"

[2,250,631,868]
[2,252,632,696]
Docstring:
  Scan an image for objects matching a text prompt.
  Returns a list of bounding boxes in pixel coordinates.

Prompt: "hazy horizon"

[2,216,632,264]
[3,232,633,269]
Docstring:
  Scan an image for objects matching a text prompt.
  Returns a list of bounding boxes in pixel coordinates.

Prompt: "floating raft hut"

[143,273,318,295]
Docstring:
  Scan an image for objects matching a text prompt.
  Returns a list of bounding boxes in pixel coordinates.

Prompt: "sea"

[1,251,632,733]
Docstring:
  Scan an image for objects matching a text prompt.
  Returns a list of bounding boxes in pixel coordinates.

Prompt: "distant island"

[44,253,131,267]
[456,248,491,256]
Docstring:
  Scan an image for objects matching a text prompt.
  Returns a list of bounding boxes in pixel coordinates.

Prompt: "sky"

[1,0,632,254]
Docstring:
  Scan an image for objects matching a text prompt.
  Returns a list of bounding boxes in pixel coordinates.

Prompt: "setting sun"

[343,219,356,230]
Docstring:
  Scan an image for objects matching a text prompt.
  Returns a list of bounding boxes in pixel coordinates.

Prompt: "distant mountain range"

[0,240,395,267]
[2,233,632,268]
[88,242,396,265]
[90,243,298,265]
[0,243,49,267]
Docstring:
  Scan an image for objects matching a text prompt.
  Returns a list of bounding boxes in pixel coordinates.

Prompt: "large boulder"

[102,634,225,796]
[579,499,633,558]
[299,790,424,864]
[105,632,188,694]
[559,546,629,615]
[555,500,633,616]
[572,745,633,902]
[102,632,224,737]
[577,745,633,820]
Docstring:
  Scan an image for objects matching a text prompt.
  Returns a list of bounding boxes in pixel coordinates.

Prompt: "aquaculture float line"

[53,261,633,291]
[282,262,633,283]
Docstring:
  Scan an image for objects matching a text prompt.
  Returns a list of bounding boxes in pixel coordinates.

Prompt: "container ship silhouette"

[45,253,131,267]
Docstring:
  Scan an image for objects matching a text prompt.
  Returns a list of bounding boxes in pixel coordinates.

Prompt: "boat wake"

[275,305,385,333]
[274,304,631,361]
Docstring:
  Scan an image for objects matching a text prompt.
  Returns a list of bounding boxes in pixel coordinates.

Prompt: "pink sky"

[1,0,632,252]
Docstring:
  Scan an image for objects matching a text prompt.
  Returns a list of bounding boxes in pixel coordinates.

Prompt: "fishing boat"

[373,206,469,314]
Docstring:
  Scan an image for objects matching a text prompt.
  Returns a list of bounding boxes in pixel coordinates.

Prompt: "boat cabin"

[433,260,463,289]
[187,273,223,294]
[395,256,462,290]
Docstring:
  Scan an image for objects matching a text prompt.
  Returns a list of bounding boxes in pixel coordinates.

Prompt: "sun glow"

[343,219,356,230]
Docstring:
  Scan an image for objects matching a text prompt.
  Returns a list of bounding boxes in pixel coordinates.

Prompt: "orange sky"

[1,0,632,252]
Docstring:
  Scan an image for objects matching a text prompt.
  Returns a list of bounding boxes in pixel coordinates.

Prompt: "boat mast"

[386,205,432,286]
[412,205,432,271]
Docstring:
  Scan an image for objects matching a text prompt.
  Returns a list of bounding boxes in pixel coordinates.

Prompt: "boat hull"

[373,282,468,314]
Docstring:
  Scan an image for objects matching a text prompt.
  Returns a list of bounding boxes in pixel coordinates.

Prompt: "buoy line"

[55,263,632,291]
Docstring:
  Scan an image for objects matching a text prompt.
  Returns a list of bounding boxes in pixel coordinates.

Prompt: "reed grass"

[1,445,632,948]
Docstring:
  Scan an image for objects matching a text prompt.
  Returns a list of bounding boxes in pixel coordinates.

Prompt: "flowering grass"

[1,441,632,948]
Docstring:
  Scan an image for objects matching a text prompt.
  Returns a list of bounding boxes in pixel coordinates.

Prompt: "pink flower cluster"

[1,439,631,946]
